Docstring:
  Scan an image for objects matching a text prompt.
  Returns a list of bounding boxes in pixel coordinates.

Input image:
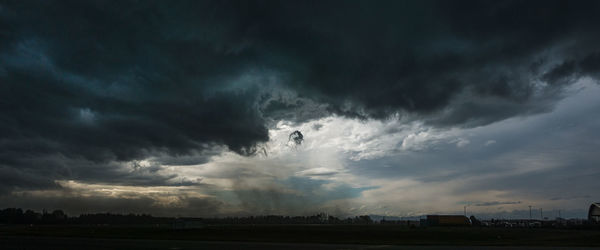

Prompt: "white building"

[589,203,600,223]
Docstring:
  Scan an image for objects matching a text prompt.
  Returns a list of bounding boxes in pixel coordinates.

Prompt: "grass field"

[1,224,600,246]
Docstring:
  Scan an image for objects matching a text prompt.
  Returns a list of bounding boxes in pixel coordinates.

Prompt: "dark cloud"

[474,201,522,207]
[1,0,600,194]
[543,52,600,85]
[0,193,225,217]
[258,0,600,125]
[550,195,591,201]
[312,123,323,131]
[288,130,304,146]
[0,152,208,194]
[0,166,62,195]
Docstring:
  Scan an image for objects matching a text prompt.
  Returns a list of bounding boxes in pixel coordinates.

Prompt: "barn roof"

[589,203,600,216]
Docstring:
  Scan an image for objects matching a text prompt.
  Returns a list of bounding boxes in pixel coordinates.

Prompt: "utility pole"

[529,206,532,220]
[464,206,467,217]
[540,208,543,220]
[558,209,561,218]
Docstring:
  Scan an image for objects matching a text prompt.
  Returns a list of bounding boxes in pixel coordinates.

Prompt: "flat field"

[1,224,600,247]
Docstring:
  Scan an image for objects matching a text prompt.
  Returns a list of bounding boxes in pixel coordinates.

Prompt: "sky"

[1,0,600,219]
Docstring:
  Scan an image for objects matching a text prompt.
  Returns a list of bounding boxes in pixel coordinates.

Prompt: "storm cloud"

[1,0,600,216]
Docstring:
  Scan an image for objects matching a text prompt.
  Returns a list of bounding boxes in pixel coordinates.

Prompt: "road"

[1,236,599,250]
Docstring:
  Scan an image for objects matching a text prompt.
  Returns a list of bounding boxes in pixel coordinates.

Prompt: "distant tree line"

[0,208,169,225]
[0,208,376,225]
[187,214,374,225]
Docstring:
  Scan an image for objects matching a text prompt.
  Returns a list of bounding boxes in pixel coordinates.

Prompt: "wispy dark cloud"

[474,201,522,207]
[550,195,591,201]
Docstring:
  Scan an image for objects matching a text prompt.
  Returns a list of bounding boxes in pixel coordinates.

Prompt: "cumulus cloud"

[454,138,471,148]
[295,168,339,178]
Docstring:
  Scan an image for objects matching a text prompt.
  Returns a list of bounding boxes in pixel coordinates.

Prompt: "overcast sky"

[1,0,600,219]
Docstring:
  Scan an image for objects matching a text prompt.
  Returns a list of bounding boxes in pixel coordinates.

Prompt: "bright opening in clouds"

[1,0,600,219]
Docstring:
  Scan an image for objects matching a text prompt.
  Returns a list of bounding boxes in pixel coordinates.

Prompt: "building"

[422,215,471,227]
[589,203,600,223]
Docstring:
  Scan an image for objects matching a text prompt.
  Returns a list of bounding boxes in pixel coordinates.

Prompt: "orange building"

[425,215,471,226]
